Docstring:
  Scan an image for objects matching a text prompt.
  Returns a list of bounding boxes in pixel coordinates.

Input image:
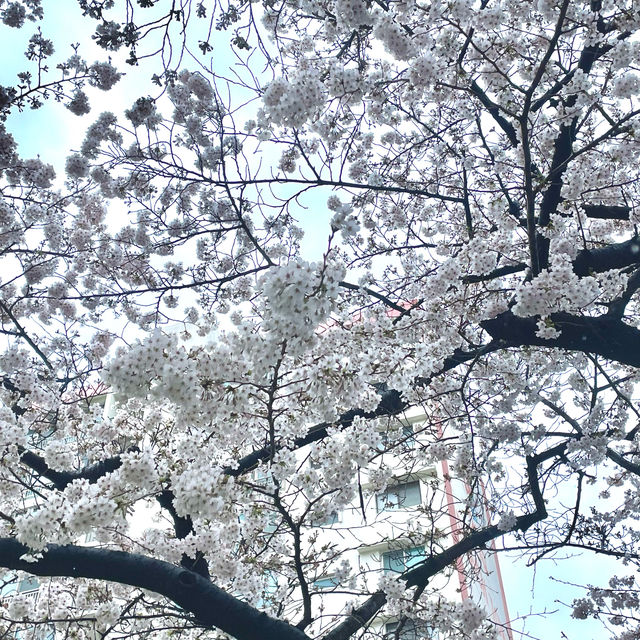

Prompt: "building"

[287,407,513,640]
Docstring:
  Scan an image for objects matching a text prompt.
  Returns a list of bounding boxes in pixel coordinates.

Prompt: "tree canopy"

[1,0,640,639]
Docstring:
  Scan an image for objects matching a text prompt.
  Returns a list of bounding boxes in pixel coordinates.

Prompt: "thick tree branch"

[322,592,387,640]
[463,263,527,284]
[533,18,625,271]
[606,448,640,476]
[18,447,129,491]
[0,539,308,640]
[156,489,210,579]
[582,204,630,220]
[462,235,640,285]
[469,80,519,147]
[607,269,640,319]
[572,236,640,277]
[481,311,640,368]
[530,38,624,112]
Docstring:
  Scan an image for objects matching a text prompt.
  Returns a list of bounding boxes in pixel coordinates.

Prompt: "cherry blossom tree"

[1,0,640,639]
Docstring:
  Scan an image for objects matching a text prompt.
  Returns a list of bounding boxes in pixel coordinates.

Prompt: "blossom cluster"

[88,62,122,91]
[513,255,600,317]
[335,0,373,28]
[167,69,215,124]
[125,97,161,129]
[80,112,123,158]
[329,196,360,238]
[261,259,345,353]
[1,1,27,27]
[262,69,325,128]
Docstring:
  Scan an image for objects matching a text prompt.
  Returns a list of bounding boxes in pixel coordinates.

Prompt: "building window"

[385,619,433,640]
[313,575,339,590]
[311,510,341,527]
[17,575,39,593]
[382,547,425,574]
[0,574,38,598]
[264,512,280,534]
[15,625,54,640]
[379,424,415,449]
[252,467,272,488]
[376,480,421,511]
[468,487,486,528]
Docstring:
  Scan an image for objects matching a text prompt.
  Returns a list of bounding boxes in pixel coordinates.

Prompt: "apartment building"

[295,410,512,640]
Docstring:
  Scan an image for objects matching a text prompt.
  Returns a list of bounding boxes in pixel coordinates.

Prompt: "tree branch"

[19,448,209,577]
[469,80,519,147]
[18,447,129,491]
[481,311,640,368]
[582,204,630,220]
[156,489,210,579]
[0,539,309,640]
[572,236,640,277]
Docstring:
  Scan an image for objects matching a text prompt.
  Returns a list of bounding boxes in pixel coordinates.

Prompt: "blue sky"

[2,0,108,164]
[1,0,332,258]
